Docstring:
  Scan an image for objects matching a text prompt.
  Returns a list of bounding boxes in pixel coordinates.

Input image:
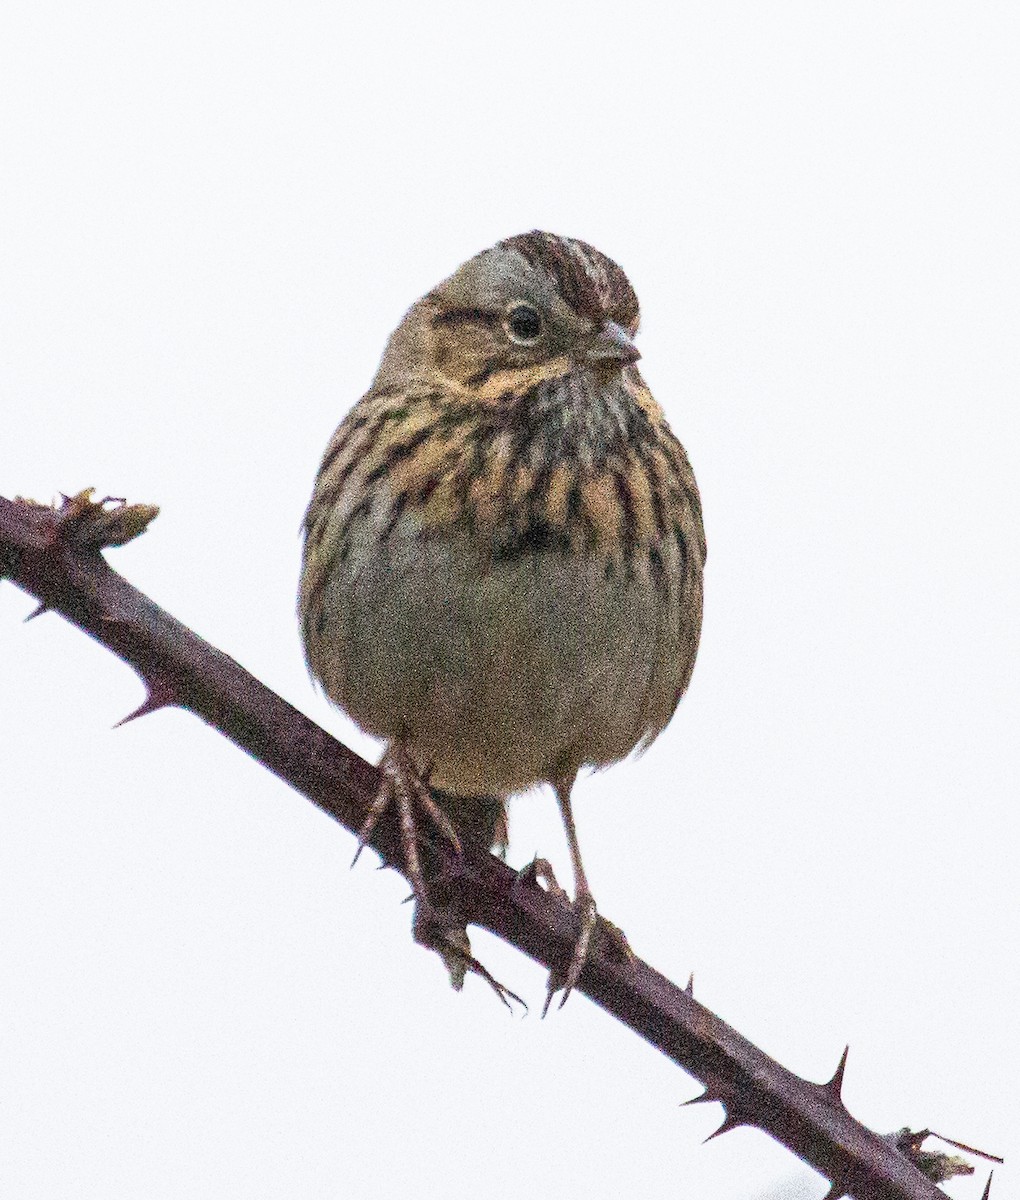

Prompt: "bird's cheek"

[471,355,575,404]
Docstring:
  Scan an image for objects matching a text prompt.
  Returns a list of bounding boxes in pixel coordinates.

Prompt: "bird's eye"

[505,304,543,345]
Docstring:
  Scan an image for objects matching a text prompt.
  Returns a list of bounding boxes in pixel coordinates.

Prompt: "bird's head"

[420,230,641,400]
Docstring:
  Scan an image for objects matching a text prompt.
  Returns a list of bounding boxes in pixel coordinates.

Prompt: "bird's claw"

[413,897,526,1013]
[542,891,599,1016]
[528,880,632,1016]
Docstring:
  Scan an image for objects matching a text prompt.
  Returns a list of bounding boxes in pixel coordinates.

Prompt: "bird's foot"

[413,894,526,1013]
[354,749,522,1011]
[544,889,598,1015]
[352,745,463,884]
[518,857,632,1015]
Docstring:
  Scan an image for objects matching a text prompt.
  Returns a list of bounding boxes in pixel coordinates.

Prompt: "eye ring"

[504,303,543,346]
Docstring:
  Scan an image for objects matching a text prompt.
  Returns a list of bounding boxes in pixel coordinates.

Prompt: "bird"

[299,230,705,1009]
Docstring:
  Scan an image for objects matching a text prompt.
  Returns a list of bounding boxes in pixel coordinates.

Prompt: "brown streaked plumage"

[300,230,705,1007]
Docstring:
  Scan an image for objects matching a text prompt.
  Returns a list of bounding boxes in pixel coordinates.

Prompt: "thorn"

[702,1107,748,1143]
[822,1045,850,1100]
[982,1170,993,1200]
[24,601,49,622]
[114,693,172,727]
[679,1086,717,1107]
[819,1181,848,1200]
[685,971,694,995]
[516,858,538,887]
[928,1132,1003,1164]
[113,679,179,727]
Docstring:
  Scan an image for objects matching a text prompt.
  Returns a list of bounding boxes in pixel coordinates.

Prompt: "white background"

[1,3,1016,1197]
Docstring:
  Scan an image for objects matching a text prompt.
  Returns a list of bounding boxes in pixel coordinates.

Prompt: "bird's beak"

[587,321,641,367]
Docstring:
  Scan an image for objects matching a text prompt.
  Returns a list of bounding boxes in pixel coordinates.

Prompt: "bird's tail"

[428,788,509,859]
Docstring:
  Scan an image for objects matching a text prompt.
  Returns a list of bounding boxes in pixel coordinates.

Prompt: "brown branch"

[0,491,970,1200]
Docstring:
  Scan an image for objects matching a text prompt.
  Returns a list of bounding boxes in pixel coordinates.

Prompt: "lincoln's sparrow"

[300,231,705,1007]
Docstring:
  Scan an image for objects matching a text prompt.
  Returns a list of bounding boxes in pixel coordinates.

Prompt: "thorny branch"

[0,491,1000,1200]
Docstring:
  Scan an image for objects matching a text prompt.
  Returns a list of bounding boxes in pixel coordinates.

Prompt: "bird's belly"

[307,521,677,795]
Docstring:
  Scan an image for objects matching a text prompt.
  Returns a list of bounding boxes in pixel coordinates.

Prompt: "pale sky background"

[1,3,1017,1198]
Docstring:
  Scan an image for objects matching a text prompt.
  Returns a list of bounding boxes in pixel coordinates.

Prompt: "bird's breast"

[299,368,704,792]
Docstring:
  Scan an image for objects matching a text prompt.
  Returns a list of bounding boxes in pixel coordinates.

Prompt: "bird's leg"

[544,778,596,1012]
[543,778,631,1015]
